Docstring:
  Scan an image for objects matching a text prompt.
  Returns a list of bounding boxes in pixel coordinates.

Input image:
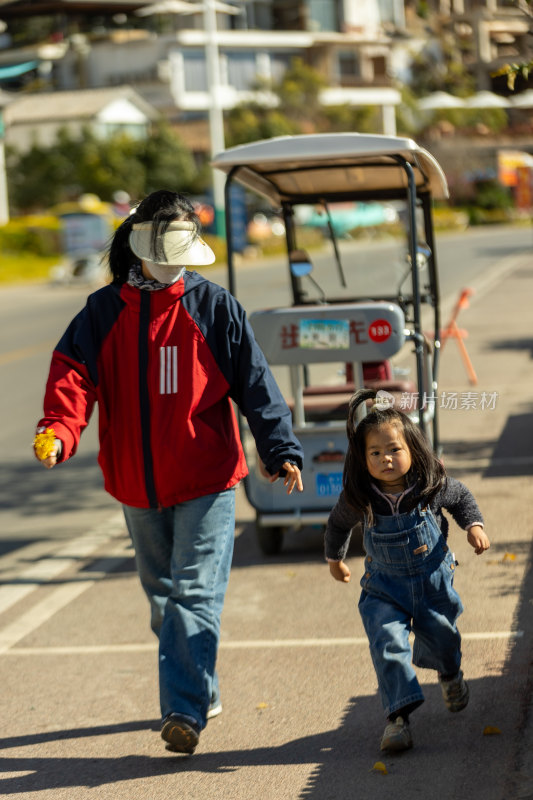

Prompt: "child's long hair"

[343,388,446,520]
[107,190,200,284]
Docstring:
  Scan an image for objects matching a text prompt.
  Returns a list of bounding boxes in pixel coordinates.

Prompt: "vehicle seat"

[298,361,418,421]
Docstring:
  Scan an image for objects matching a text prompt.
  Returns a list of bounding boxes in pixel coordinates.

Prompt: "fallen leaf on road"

[371,761,388,774]
[256,702,269,710]
[483,725,502,735]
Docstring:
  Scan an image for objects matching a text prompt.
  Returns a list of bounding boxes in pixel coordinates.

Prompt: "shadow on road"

[484,411,533,478]
[0,670,527,798]
[488,336,533,360]
[0,454,115,520]
[0,518,530,799]
[442,410,533,480]
[232,519,364,570]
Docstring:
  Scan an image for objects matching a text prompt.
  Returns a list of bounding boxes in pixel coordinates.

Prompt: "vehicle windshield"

[289,199,430,315]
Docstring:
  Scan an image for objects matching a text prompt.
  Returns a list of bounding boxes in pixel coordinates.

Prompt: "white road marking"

[0,508,525,658]
[2,630,523,656]
[0,512,126,616]
[0,535,133,654]
[0,582,96,653]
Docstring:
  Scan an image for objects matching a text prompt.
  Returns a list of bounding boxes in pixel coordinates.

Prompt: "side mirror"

[289,249,313,278]
[406,244,431,269]
[416,244,432,269]
[290,260,313,278]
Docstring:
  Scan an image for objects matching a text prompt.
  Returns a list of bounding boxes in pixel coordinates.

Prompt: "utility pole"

[204,0,226,238]
[0,97,9,225]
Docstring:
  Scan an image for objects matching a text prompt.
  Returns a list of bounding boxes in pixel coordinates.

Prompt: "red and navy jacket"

[38,271,303,509]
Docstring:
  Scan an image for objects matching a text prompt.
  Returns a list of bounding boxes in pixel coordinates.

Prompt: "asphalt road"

[0,224,532,799]
[1,223,531,548]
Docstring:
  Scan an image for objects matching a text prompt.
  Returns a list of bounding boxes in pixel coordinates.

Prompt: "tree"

[409,36,475,98]
[226,104,298,147]
[6,140,73,211]
[492,0,533,89]
[225,57,327,146]
[275,57,327,123]
[225,55,382,147]
[6,123,207,213]
[321,104,382,134]
[139,123,207,195]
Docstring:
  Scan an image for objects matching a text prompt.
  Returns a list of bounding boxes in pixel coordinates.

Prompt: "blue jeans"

[122,488,235,728]
[358,505,463,717]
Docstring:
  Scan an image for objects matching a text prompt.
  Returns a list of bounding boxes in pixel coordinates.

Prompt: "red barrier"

[439,288,478,385]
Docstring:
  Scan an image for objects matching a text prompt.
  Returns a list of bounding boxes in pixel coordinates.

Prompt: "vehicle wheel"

[257,525,284,556]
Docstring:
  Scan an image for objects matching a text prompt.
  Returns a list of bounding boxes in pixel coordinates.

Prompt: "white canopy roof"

[465,91,510,109]
[212,133,449,205]
[418,91,467,110]
[510,89,533,108]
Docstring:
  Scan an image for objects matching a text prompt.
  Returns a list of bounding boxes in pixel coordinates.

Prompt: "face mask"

[144,260,185,285]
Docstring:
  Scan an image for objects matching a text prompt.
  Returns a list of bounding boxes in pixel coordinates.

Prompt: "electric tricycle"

[212,133,449,555]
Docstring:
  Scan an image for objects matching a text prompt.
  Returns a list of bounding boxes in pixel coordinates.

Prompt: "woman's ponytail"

[108,213,138,284]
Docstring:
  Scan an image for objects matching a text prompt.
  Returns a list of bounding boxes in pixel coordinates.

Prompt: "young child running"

[325,389,490,754]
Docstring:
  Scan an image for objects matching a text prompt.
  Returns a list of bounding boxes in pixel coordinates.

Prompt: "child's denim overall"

[358,504,463,717]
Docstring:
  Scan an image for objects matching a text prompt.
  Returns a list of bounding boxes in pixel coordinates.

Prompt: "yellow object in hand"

[33,428,57,460]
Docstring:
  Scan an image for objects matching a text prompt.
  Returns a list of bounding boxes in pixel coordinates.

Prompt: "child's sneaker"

[439,670,469,712]
[380,716,413,753]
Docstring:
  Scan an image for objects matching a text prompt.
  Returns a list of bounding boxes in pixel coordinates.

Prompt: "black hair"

[343,388,446,521]
[107,190,200,284]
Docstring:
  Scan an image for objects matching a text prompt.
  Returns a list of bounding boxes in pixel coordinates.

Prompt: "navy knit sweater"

[325,476,484,562]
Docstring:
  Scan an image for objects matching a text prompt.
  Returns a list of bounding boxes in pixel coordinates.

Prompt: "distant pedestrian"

[33,189,304,755]
[325,388,490,753]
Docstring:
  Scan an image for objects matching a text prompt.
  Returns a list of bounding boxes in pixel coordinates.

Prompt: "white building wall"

[343,0,381,35]
[97,98,149,124]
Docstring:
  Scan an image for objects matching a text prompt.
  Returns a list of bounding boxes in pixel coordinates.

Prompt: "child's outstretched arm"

[329,560,351,583]
[467,524,490,555]
[324,491,362,569]
[440,477,489,555]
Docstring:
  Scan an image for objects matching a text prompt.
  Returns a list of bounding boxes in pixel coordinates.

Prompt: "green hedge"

[0,216,62,257]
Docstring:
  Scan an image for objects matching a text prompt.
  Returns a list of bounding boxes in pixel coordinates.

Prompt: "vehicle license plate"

[299,319,349,349]
[316,472,343,497]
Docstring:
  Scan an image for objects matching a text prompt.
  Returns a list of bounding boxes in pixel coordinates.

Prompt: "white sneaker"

[380,716,413,753]
[439,670,469,712]
[206,700,222,719]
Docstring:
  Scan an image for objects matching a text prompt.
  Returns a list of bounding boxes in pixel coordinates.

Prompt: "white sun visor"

[129,221,216,266]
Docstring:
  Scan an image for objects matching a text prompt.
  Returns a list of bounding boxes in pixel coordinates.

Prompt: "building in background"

[0,0,402,138]
[426,0,532,91]
[2,85,159,151]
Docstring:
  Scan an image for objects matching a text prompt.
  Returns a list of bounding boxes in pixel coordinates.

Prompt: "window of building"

[95,122,148,139]
[308,0,340,31]
[233,1,273,29]
[270,53,293,83]
[227,52,260,91]
[183,49,208,92]
[372,55,387,78]
[272,1,306,30]
[338,51,361,81]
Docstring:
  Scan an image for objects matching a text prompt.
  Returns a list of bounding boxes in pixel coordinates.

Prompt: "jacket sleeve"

[214,292,303,474]
[36,310,97,462]
[324,491,363,561]
[438,476,484,530]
